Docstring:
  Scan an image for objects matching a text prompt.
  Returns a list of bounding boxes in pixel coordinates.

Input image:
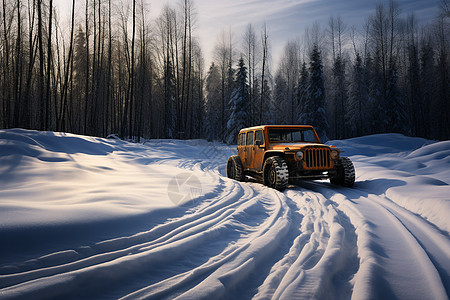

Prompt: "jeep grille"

[304,148,331,169]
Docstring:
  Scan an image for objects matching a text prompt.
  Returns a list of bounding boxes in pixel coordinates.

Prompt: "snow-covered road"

[0,129,449,299]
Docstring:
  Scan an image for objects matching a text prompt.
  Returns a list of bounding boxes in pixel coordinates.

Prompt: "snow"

[329,133,450,233]
[0,129,449,299]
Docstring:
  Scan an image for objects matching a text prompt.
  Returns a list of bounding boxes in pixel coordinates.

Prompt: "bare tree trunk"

[329,16,336,63]
[37,0,45,130]
[336,16,345,58]
[129,0,136,140]
[105,0,112,136]
[243,24,255,125]
[99,0,106,136]
[84,0,90,134]
[13,0,23,128]
[59,0,75,131]
[185,0,193,136]
[1,0,11,128]
[53,18,61,130]
[24,0,37,129]
[120,9,131,139]
[169,9,179,137]
[180,0,188,136]
[373,4,387,87]
[260,24,268,124]
[45,0,53,130]
[91,0,97,134]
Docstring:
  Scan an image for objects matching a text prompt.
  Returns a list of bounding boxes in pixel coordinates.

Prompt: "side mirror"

[255,140,263,146]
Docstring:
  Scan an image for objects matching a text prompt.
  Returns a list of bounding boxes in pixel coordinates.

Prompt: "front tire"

[227,155,245,181]
[330,156,355,187]
[263,156,288,191]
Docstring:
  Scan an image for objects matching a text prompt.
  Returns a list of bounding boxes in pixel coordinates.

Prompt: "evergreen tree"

[386,59,408,134]
[205,63,222,140]
[346,53,368,137]
[419,39,434,138]
[306,45,328,141]
[367,50,387,133]
[407,41,422,136]
[252,78,260,126]
[273,72,288,124]
[222,63,235,142]
[331,55,347,138]
[433,17,450,140]
[261,79,275,124]
[296,62,310,124]
[226,58,250,144]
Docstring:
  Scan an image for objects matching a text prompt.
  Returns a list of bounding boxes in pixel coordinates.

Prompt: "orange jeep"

[226,125,355,190]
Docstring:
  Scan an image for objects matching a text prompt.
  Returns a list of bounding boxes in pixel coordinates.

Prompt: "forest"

[0,0,449,143]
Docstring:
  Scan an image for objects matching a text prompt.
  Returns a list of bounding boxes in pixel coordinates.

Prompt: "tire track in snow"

[0,173,294,299]
[360,188,450,296]
[0,179,249,285]
[254,187,358,300]
[0,167,358,299]
[302,181,449,300]
[3,135,447,299]
[119,186,293,299]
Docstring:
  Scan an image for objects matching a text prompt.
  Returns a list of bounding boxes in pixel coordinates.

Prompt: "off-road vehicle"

[226,125,355,191]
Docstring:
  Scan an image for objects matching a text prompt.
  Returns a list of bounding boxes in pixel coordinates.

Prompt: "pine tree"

[346,53,368,137]
[407,40,422,136]
[252,78,260,126]
[419,39,434,138]
[296,62,310,124]
[273,72,288,124]
[222,63,235,142]
[331,55,347,138]
[386,59,408,134]
[306,45,328,141]
[367,50,387,133]
[262,79,275,124]
[205,63,222,141]
[433,15,450,139]
[226,58,250,144]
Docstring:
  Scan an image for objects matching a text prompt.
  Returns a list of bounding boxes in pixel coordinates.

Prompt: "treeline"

[210,0,450,142]
[0,0,203,139]
[1,0,449,142]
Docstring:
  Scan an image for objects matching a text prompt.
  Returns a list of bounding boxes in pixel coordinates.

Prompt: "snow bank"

[1,129,449,299]
[0,129,224,259]
[329,134,450,234]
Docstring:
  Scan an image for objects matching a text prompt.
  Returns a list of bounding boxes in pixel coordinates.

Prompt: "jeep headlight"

[296,151,304,160]
[331,150,339,159]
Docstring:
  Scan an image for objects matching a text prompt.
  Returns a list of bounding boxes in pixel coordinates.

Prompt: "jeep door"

[252,130,265,171]
[244,131,254,169]
[237,132,246,165]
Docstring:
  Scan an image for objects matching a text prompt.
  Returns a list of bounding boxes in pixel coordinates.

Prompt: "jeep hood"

[270,143,331,151]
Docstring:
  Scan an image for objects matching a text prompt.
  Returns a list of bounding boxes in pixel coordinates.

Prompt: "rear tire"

[330,156,355,187]
[263,156,288,191]
[227,155,245,181]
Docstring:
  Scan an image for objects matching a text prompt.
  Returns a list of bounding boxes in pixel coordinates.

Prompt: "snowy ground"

[0,128,449,299]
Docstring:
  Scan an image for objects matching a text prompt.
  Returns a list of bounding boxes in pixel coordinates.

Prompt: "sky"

[149,0,440,65]
[56,0,441,68]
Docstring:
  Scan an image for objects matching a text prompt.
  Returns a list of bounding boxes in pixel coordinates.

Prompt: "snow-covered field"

[0,128,449,299]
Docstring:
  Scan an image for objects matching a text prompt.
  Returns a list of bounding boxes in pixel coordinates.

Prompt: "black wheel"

[263,156,288,191]
[330,156,355,187]
[227,155,245,181]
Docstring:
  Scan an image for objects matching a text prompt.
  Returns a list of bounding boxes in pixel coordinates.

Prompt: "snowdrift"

[0,129,449,299]
[329,133,450,233]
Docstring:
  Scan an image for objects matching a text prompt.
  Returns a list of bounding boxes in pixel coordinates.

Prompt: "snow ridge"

[0,129,449,299]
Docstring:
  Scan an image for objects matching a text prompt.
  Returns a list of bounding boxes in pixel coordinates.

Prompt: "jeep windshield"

[268,128,318,143]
